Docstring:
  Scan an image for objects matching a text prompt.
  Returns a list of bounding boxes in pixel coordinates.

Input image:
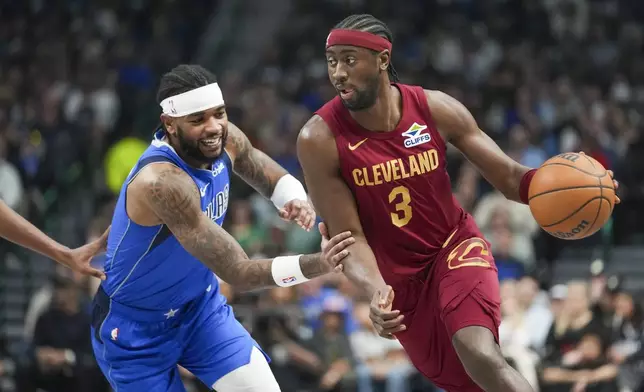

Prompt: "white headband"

[160,82,225,117]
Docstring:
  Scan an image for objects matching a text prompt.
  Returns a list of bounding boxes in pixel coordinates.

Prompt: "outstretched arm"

[297,116,387,298]
[0,201,71,261]
[426,90,533,203]
[0,201,107,279]
[135,163,351,292]
[225,122,288,198]
[226,122,314,229]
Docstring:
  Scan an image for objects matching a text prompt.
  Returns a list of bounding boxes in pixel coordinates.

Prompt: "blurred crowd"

[1,0,644,391]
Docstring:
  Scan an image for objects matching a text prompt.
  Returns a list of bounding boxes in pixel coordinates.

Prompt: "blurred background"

[0,0,643,391]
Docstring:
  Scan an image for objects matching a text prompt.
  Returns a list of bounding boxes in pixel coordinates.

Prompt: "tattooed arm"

[225,122,288,198]
[133,163,351,291]
[226,122,315,230]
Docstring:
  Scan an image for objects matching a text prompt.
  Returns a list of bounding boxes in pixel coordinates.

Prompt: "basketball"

[528,152,616,240]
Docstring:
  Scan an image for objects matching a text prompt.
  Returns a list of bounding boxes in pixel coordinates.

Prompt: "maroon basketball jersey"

[316,84,467,284]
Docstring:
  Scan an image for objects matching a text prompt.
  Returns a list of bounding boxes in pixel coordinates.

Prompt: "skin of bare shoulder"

[424,89,530,202]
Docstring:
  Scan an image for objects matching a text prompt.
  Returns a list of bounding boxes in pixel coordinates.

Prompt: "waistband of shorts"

[93,285,207,323]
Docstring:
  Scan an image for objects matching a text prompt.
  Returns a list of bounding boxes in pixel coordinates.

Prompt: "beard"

[174,124,228,166]
[340,71,381,111]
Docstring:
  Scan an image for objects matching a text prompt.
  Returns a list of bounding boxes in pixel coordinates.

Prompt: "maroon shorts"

[391,216,501,392]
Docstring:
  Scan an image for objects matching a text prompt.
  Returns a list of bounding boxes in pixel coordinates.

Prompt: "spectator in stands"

[499,281,541,390]
[298,278,359,336]
[549,284,568,322]
[543,281,610,368]
[0,135,24,212]
[19,276,105,392]
[252,286,323,391]
[351,300,415,392]
[227,199,267,256]
[474,200,538,268]
[305,295,357,392]
[588,261,613,326]
[516,275,553,350]
[22,265,93,344]
[607,290,644,389]
[541,333,619,392]
[489,225,525,281]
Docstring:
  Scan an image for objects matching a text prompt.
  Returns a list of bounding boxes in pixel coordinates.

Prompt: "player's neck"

[349,83,401,133]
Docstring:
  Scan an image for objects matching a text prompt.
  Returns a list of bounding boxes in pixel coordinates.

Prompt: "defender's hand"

[319,222,354,273]
[279,199,316,231]
[60,226,110,280]
[370,285,406,339]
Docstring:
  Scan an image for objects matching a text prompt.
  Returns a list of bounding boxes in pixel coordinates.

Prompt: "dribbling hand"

[319,222,354,273]
[370,286,406,340]
[579,152,620,204]
[60,226,110,280]
[607,170,620,204]
[279,199,317,231]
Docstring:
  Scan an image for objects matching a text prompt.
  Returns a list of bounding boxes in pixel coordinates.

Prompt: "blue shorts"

[91,285,269,391]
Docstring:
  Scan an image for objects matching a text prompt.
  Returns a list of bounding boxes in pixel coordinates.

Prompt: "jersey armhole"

[124,155,181,227]
[413,87,447,152]
[222,148,234,172]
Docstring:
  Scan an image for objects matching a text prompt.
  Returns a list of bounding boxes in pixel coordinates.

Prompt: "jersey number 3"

[388,186,412,227]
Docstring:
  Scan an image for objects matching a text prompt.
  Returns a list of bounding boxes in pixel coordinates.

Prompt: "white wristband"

[270,174,308,210]
[272,255,309,287]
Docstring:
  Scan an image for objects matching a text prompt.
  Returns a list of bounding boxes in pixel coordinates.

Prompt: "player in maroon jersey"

[297,14,618,392]
[0,200,108,279]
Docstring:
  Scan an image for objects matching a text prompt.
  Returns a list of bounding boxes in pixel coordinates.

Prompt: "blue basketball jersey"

[101,129,232,310]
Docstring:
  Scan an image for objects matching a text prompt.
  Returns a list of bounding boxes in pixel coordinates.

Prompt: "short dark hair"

[156,64,217,104]
[333,14,399,82]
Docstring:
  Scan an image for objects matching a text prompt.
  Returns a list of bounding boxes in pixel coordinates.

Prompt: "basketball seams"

[530,153,615,239]
[580,176,604,237]
[539,162,607,178]
[540,196,612,228]
[528,184,614,201]
[580,153,597,169]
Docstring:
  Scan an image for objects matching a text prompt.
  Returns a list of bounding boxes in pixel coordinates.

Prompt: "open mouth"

[200,137,221,152]
[339,88,355,100]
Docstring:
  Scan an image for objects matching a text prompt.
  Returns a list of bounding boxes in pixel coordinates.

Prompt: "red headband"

[325,29,392,52]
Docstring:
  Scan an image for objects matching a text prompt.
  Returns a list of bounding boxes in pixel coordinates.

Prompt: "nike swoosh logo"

[200,183,209,197]
[348,138,368,151]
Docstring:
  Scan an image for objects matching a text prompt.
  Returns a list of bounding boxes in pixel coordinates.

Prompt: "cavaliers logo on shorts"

[446,237,492,270]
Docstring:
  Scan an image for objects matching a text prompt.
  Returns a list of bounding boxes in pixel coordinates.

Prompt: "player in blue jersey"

[0,199,108,278]
[90,64,355,392]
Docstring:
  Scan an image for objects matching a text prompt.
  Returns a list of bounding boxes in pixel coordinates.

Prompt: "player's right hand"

[60,226,110,280]
[370,286,406,339]
[319,222,354,273]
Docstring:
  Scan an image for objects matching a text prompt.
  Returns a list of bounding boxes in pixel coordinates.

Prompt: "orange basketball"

[528,152,616,240]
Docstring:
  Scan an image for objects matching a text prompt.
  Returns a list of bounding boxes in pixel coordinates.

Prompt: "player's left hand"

[279,199,316,231]
[60,226,110,281]
[370,286,406,340]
